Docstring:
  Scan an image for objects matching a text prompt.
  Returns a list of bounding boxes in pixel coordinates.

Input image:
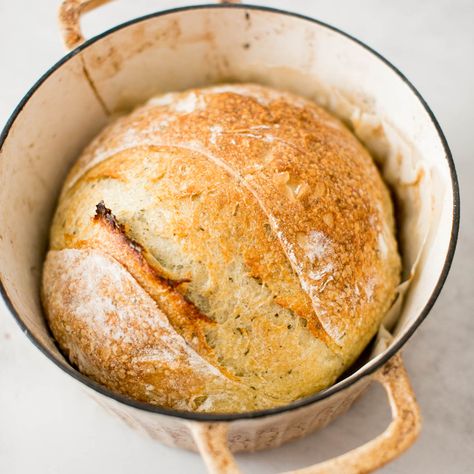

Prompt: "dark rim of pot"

[0,3,460,422]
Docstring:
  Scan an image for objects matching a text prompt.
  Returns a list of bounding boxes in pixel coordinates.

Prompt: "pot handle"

[58,0,241,50]
[188,354,421,474]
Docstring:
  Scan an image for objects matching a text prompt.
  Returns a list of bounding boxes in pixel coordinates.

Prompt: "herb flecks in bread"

[42,84,400,413]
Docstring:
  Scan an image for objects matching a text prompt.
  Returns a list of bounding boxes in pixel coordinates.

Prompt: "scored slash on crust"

[94,200,188,288]
[90,201,238,382]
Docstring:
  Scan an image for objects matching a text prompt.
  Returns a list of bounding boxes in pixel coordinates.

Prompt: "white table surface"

[0,1,473,473]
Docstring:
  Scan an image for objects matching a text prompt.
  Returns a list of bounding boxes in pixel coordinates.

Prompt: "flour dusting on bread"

[43,84,400,412]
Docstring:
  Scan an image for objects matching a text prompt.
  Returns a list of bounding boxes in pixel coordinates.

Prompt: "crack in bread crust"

[74,201,242,381]
[93,201,191,289]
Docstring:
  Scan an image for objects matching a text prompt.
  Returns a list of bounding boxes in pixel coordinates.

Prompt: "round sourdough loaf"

[42,84,400,413]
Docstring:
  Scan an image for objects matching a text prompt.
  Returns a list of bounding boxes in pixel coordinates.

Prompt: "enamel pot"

[0,1,459,473]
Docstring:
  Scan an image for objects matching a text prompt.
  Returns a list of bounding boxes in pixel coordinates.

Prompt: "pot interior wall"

[0,7,454,397]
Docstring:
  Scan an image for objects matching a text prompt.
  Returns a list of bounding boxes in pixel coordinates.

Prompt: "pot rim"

[0,3,460,422]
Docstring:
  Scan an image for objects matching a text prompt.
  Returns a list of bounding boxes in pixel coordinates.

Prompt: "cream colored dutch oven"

[0,1,459,473]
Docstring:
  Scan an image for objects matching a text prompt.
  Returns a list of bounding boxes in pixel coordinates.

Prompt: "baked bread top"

[42,84,400,413]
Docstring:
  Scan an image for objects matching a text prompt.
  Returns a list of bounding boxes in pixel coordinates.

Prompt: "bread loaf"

[42,84,400,413]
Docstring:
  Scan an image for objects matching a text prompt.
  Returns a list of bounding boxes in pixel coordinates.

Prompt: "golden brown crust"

[42,84,400,412]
